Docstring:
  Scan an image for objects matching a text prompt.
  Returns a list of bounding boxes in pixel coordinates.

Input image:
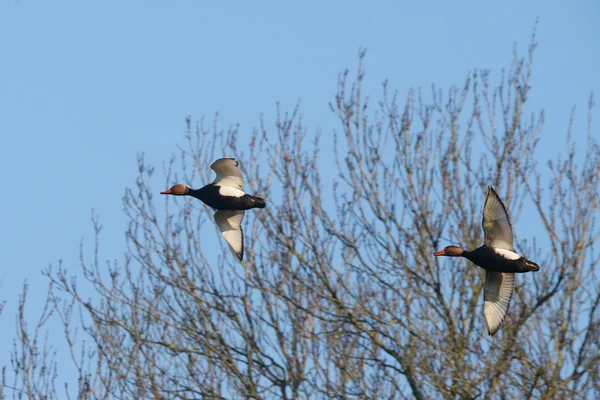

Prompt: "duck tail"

[251,195,266,209]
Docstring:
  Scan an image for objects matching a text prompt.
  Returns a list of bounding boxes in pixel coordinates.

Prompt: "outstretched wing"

[482,187,515,251]
[483,271,515,336]
[214,210,245,260]
[211,158,244,191]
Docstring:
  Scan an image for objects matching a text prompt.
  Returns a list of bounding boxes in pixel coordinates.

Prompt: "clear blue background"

[0,0,598,388]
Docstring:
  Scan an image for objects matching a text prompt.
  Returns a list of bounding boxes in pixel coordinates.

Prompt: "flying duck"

[161,158,266,260]
[433,186,539,336]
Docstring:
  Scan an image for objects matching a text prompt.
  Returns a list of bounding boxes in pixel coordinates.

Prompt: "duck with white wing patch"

[161,158,266,261]
[433,186,540,336]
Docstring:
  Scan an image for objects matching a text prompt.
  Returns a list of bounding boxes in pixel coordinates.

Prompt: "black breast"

[189,185,253,210]
[464,246,531,273]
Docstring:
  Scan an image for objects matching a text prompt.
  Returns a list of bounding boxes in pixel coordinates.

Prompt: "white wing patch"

[492,248,521,261]
[214,210,245,260]
[484,271,515,336]
[211,158,245,191]
[218,186,245,198]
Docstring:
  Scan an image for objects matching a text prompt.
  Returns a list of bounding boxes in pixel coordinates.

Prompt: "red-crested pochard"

[161,158,266,261]
[433,187,539,336]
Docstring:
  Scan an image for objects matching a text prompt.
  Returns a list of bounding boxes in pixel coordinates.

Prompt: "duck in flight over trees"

[161,158,266,261]
[433,186,539,336]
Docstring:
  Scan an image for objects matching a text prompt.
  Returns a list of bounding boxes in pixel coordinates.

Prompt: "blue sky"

[0,0,598,387]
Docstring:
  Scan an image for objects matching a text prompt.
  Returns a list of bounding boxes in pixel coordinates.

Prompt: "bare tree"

[3,30,599,399]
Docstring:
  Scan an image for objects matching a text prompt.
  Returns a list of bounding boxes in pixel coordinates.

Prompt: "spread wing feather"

[483,271,515,336]
[214,210,245,260]
[211,158,244,191]
[482,187,515,251]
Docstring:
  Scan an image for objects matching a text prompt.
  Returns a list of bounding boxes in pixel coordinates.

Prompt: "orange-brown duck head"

[160,184,190,196]
[433,245,464,257]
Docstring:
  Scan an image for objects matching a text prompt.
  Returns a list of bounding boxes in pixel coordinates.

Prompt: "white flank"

[218,186,246,198]
[493,248,521,260]
[484,271,515,336]
[214,210,245,260]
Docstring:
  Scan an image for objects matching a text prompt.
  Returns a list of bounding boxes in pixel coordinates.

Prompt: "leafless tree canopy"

[3,33,600,399]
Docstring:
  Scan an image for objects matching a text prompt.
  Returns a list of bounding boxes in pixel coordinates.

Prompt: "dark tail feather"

[251,196,266,209]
